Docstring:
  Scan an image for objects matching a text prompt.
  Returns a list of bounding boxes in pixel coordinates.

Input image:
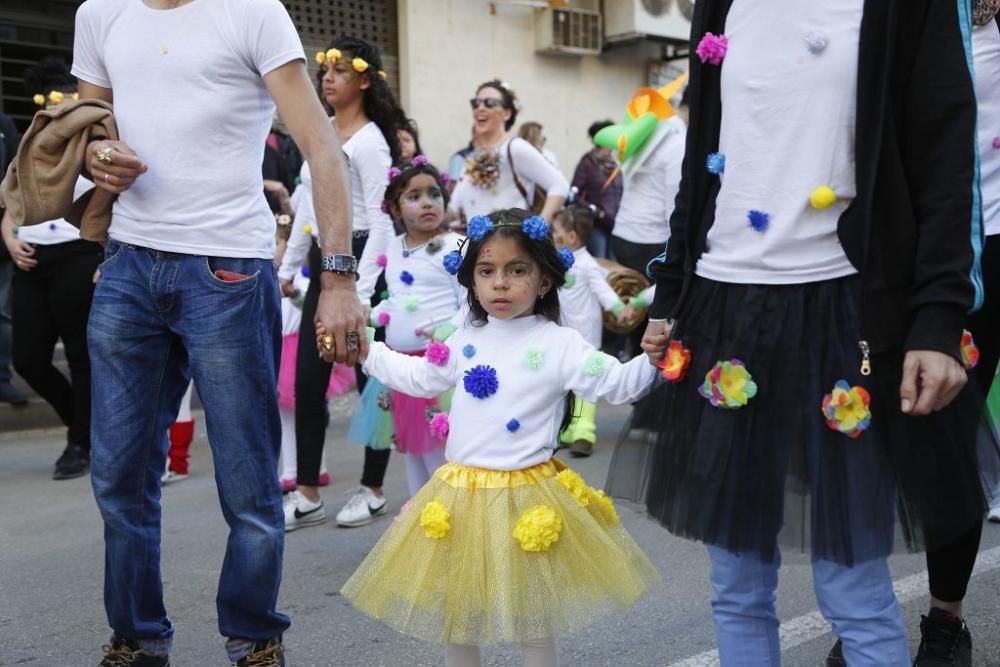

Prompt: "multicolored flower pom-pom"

[377,312,391,327]
[658,341,692,383]
[463,364,499,399]
[961,330,980,369]
[506,419,521,432]
[699,360,758,409]
[462,344,477,359]
[376,254,388,269]
[558,247,576,269]
[468,215,494,241]
[426,341,450,367]
[696,33,729,65]
[810,186,837,210]
[428,412,450,439]
[522,215,549,240]
[443,251,462,275]
[400,270,414,285]
[747,210,770,233]
[821,381,872,438]
[804,31,829,54]
[706,152,726,175]
[524,348,544,371]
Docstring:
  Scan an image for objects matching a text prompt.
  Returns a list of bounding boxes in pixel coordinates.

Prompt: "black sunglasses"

[469,97,506,110]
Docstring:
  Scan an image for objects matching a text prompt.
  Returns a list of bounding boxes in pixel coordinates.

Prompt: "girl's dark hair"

[476,79,519,131]
[383,161,450,225]
[554,204,595,245]
[457,208,566,326]
[318,36,408,163]
[24,56,76,96]
[399,118,423,160]
[587,119,613,139]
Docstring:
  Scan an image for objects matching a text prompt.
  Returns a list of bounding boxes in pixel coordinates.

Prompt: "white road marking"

[666,544,1000,667]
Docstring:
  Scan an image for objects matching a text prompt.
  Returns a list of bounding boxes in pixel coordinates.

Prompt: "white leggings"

[278,406,327,481]
[444,638,557,667]
[403,448,447,497]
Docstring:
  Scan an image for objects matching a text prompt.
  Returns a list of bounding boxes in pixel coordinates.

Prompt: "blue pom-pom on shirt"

[400,270,415,285]
[558,247,576,269]
[462,344,477,359]
[463,365,499,399]
[747,210,770,233]
[467,215,494,241]
[443,251,462,275]
[506,419,521,432]
[706,152,725,175]
[522,216,549,241]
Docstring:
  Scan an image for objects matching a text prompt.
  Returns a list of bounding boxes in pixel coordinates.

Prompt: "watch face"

[642,0,667,16]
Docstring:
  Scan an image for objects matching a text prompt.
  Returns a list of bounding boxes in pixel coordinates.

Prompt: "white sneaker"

[335,486,388,527]
[284,490,327,531]
[988,506,1000,524]
[161,469,188,485]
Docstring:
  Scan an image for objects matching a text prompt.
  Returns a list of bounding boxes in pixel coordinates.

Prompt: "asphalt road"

[1,400,998,667]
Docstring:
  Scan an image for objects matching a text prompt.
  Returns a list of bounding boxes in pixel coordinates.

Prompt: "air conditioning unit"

[604,0,695,45]
[535,6,603,56]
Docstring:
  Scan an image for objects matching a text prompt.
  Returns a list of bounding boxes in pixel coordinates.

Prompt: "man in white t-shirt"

[72,0,366,664]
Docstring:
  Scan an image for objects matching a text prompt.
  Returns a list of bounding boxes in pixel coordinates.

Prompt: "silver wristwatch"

[320,254,358,275]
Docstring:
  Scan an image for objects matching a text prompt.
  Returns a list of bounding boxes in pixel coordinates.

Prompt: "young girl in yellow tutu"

[318,207,661,667]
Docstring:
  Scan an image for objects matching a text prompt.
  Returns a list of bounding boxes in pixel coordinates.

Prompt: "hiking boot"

[98,639,169,666]
[53,444,90,480]
[235,640,285,666]
[913,608,972,667]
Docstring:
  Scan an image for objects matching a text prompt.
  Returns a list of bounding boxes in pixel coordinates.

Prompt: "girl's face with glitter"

[320,55,368,109]
[392,173,444,243]
[472,234,552,320]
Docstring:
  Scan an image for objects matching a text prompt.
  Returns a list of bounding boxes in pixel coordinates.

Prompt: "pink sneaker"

[280,477,297,492]
[319,472,331,487]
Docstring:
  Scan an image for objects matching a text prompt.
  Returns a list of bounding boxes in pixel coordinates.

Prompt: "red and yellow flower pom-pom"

[657,341,692,383]
[821,380,871,439]
[698,359,757,409]
[961,330,979,370]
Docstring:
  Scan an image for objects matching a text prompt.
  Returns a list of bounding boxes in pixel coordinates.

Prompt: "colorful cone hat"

[593,71,689,163]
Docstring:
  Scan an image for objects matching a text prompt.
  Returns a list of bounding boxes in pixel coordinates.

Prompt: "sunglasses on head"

[470,97,506,110]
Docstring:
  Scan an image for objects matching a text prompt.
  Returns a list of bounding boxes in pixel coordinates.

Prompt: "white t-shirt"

[449,137,570,220]
[364,315,657,471]
[974,19,1000,237]
[16,177,91,245]
[695,0,861,284]
[71,0,305,258]
[613,116,686,245]
[559,247,622,347]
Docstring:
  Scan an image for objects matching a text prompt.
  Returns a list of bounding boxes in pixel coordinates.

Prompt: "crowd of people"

[0,0,999,666]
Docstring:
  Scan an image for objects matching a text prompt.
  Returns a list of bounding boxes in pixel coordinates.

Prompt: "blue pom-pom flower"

[522,215,549,241]
[706,152,725,175]
[463,364,499,399]
[301,266,310,278]
[462,344,477,359]
[443,251,462,275]
[400,270,415,285]
[467,215,494,241]
[747,210,770,233]
[558,247,576,269]
[506,419,521,433]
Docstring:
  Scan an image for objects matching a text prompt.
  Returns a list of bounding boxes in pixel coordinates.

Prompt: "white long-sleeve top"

[559,247,623,347]
[278,122,393,300]
[448,137,570,220]
[363,315,658,470]
[370,232,468,352]
[15,177,91,245]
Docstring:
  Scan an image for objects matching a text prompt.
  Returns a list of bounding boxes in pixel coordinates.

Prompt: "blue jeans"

[88,241,289,654]
[707,545,909,666]
[0,261,13,384]
[586,227,613,260]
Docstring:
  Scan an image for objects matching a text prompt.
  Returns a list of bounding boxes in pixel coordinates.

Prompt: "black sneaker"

[0,382,28,406]
[826,639,847,667]
[235,640,285,666]
[53,444,90,480]
[99,639,170,666]
[913,608,972,667]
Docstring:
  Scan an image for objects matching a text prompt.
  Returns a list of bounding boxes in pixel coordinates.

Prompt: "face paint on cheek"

[401,201,423,218]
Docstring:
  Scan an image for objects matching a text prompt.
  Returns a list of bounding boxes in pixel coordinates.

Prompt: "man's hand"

[640,319,673,366]
[900,349,967,416]
[315,276,368,365]
[87,139,147,194]
[5,237,37,272]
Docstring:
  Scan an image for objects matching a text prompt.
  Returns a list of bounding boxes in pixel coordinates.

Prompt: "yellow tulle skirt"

[340,458,661,646]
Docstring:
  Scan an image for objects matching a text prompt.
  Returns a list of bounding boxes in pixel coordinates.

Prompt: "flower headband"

[33,91,79,106]
[315,49,387,80]
[442,214,574,276]
[386,154,450,184]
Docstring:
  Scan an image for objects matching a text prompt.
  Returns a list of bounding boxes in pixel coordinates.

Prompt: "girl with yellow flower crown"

[318,208,661,667]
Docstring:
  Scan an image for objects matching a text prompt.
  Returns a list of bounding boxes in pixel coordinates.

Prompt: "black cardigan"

[649,0,984,361]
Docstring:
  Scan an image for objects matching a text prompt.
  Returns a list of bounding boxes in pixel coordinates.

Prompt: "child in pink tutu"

[348,156,466,497]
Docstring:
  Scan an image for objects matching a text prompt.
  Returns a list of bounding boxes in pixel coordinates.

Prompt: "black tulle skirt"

[607,276,985,566]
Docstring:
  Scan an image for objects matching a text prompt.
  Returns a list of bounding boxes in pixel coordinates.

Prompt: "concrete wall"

[398,0,666,177]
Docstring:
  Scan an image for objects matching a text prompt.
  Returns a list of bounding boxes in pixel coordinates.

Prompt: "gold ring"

[321,334,335,352]
[97,146,114,165]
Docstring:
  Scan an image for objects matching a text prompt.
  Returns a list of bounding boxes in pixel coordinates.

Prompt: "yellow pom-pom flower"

[556,469,590,507]
[327,48,342,63]
[33,94,46,106]
[810,186,837,210]
[302,224,312,235]
[513,505,562,552]
[378,70,388,80]
[72,93,80,101]
[419,498,451,540]
[48,90,65,104]
[352,57,370,73]
[590,488,620,527]
[315,51,327,64]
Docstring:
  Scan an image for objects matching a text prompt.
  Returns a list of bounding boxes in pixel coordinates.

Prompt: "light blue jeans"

[707,545,909,667]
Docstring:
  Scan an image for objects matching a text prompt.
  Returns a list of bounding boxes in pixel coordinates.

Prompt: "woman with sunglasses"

[448,80,568,225]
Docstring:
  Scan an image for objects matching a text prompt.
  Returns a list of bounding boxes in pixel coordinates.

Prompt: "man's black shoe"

[235,640,285,666]
[913,608,972,667]
[826,639,847,666]
[53,444,90,480]
[98,639,170,666]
